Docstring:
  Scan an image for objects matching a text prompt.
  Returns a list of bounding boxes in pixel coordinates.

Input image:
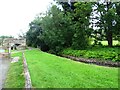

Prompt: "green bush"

[61,47,120,62]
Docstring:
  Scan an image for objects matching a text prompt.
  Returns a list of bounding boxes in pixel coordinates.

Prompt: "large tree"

[26,18,42,47]
[41,5,74,53]
[93,1,119,47]
[71,2,92,49]
[116,2,120,44]
[55,1,93,49]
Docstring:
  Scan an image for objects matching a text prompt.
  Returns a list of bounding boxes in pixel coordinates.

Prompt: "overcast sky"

[0,0,54,37]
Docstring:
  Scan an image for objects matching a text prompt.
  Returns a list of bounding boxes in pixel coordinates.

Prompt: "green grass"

[91,40,119,46]
[25,49,118,88]
[5,49,16,53]
[61,47,120,62]
[4,52,25,88]
[101,40,119,46]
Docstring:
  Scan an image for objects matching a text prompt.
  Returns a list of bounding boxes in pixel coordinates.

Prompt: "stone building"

[2,38,26,50]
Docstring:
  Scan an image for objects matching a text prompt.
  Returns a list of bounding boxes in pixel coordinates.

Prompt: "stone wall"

[2,38,26,50]
[22,52,32,89]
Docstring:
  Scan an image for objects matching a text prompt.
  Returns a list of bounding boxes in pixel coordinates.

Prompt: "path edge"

[22,52,32,89]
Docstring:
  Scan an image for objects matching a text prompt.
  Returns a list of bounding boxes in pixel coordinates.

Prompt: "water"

[0,58,10,90]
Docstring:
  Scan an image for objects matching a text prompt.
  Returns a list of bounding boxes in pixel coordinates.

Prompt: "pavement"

[0,58,10,90]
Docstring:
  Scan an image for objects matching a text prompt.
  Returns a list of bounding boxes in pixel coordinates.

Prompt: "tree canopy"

[26,0,120,53]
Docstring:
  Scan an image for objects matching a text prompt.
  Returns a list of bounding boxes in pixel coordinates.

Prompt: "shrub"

[61,47,120,62]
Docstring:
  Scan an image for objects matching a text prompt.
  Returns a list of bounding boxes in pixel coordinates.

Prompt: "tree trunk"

[106,1,112,47]
[107,31,112,47]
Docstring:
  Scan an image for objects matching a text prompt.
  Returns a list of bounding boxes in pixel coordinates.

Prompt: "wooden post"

[8,43,11,59]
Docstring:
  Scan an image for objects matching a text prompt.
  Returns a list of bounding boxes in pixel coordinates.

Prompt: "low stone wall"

[22,52,32,89]
[62,55,120,67]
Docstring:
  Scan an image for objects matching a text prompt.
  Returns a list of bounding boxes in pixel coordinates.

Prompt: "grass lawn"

[4,52,25,88]
[91,40,119,46]
[25,49,119,88]
[101,40,119,46]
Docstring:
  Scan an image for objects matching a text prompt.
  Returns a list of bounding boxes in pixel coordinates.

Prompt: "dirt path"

[0,58,10,90]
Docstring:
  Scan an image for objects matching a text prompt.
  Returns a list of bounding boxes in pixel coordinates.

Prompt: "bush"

[61,47,120,62]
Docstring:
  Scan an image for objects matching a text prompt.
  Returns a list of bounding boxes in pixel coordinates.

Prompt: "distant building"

[2,37,26,50]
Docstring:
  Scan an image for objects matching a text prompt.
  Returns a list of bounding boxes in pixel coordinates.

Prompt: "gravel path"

[0,58,10,90]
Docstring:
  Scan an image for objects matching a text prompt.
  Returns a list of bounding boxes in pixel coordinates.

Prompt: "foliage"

[61,46,120,62]
[24,49,118,88]
[26,3,93,53]
[116,2,120,42]
[91,1,120,47]
[26,19,43,48]
[18,30,26,38]
[40,5,74,53]
[71,2,92,49]
[0,35,13,38]
[26,1,120,54]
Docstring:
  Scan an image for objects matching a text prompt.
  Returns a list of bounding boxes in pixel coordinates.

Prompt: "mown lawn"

[91,40,119,46]
[4,52,25,88]
[25,49,118,88]
[100,40,119,46]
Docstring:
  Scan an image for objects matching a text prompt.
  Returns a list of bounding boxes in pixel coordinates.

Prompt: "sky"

[0,0,54,38]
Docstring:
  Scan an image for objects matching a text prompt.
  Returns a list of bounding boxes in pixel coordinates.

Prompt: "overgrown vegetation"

[4,52,25,88]
[61,46,120,62]
[25,49,118,88]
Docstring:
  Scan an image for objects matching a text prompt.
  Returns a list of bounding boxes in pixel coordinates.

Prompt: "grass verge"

[25,49,118,88]
[4,52,25,88]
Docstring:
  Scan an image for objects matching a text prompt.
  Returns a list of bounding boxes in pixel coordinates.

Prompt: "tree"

[71,2,92,49]
[116,2,120,44]
[18,30,26,38]
[40,5,74,53]
[55,1,93,49]
[93,1,119,47]
[26,18,42,47]
[26,5,74,53]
